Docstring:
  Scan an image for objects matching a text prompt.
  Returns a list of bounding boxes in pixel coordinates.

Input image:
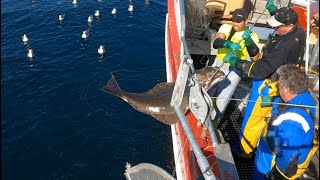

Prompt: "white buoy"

[58,14,65,21]
[88,15,93,23]
[98,45,105,55]
[128,5,133,12]
[22,34,29,43]
[27,49,34,58]
[72,0,77,4]
[82,30,89,39]
[111,8,117,15]
[94,10,100,17]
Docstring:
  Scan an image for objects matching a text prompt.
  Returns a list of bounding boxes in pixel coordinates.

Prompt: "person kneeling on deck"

[252,64,318,180]
[208,8,261,123]
[223,5,306,158]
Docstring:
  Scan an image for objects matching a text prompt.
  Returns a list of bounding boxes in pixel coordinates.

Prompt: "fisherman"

[252,64,317,179]
[223,3,306,158]
[209,8,261,123]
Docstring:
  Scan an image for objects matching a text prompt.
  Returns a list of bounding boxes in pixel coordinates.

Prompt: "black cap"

[267,7,298,27]
[232,8,249,22]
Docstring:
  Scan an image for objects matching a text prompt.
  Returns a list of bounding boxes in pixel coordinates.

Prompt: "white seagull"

[72,0,77,4]
[82,30,89,39]
[88,15,93,23]
[27,48,34,58]
[22,34,29,43]
[111,8,117,15]
[98,45,105,55]
[58,14,65,21]
[128,4,133,12]
[94,10,100,17]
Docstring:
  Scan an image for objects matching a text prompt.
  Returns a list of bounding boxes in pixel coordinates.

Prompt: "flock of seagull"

[22,0,135,59]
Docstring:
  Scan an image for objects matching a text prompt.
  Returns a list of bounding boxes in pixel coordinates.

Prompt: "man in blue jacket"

[252,65,317,179]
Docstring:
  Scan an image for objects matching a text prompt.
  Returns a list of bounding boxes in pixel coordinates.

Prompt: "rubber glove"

[266,0,276,14]
[223,53,239,67]
[242,28,252,46]
[229,42,241,51]
[260,84,273,107]
[260,94,273,107]
[224,41,241,51]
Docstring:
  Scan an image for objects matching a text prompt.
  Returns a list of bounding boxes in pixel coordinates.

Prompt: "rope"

[185,0,210,40]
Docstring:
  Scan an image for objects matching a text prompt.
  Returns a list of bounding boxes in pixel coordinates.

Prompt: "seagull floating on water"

[98,45,105,55]
[128,4,133,12]
[59,14,65,21]
[94,10,100,17]
[82,30,89,39]
[22,34,29,43]
[88,15,93,23]
[72,0,77,4]
[27,48,34,58]
[111,8,117,15]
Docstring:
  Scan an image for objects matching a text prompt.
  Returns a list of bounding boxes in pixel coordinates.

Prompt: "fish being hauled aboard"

[102,66,225,124]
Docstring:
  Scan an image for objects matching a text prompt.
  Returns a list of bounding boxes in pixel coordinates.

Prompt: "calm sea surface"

[1,0,174,179]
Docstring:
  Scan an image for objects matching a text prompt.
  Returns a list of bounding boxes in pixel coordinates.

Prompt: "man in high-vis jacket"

[209,8,261,123]
[252,64,317,179]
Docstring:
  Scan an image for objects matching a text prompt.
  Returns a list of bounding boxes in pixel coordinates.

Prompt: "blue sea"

[1,0,174,179]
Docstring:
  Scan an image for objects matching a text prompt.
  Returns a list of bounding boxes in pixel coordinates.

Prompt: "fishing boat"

[124,0,319,179]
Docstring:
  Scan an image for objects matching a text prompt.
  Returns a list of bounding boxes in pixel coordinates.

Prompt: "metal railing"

[169,0,221,179]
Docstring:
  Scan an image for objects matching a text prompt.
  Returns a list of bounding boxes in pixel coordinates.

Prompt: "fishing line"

[228,85,250,105]
[211,96,319,109]
[190,39,211,66]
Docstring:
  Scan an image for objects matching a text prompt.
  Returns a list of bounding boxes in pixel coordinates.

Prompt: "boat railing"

[170,50,218,180]
[169,1,233,180]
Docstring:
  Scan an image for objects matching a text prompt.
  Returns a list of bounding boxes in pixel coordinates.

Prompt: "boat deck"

[218,100,254,179]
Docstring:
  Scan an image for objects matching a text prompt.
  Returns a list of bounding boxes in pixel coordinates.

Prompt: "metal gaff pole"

[173,106,217,180]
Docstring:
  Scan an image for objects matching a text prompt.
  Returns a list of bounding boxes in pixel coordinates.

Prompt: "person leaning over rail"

[252,64,318,180]
[223,5,307,158]
[208,8,261,124]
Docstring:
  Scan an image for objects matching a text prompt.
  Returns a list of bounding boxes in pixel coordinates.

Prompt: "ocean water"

[1,0,174,179]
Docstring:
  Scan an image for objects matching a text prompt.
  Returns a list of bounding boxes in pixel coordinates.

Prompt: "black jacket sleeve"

[235,27,306,79]
[236,46,291,78]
